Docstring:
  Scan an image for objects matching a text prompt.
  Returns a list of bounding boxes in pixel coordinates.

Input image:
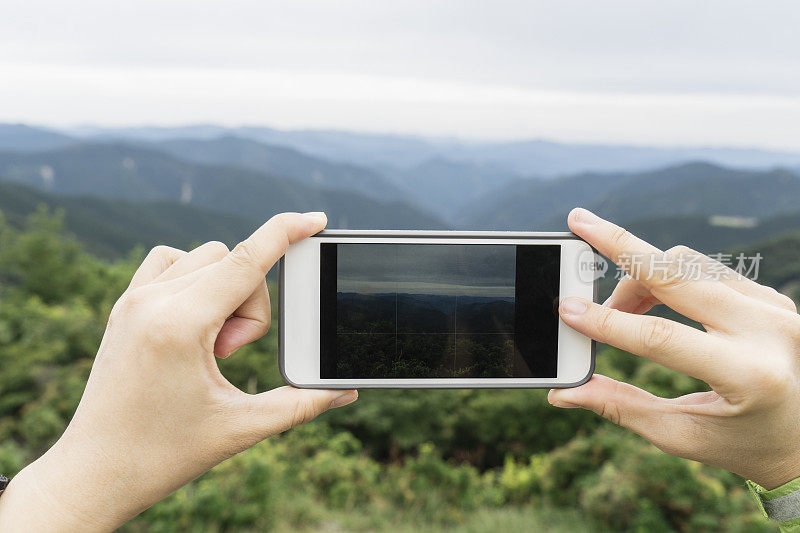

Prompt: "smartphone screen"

[319,243,560,379]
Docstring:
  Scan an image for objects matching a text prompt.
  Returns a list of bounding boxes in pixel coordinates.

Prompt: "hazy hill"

[734,231,800,300]
[378,157,520,218]
[620,212,800,253]
[0,143,448,230]
[0,179,257,257]
[439,139,800,177]
[65,124,800,177]
[465,162,800,230]
[463,170,630,230]
[591,165,800,223]
[0,124,75,152]
[152,136,404,201]
[71,124,442,168]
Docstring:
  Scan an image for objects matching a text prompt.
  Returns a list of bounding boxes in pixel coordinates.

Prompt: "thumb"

[241,386,358,438]
[548,374,678,445]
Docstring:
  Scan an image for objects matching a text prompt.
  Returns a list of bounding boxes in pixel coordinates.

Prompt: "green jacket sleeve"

[748,478,800,532]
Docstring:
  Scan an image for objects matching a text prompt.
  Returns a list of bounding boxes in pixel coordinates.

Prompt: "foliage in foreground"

[0,210,777,531]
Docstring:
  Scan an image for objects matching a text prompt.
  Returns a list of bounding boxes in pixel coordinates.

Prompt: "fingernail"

[303,211,327,222]
[560,297,587,315]
[571,208,600,226]
[330,390,358,408]
[551,400,581,409]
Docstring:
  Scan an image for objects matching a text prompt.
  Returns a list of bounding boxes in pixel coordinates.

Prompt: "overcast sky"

[337,244,516,296]
[2,0,799,149]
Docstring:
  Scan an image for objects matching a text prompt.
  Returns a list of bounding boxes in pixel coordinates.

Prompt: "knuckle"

[696,283,729,310]
[245,309,271,339]
[777,309,800,342]
[290,398,319,428]
[609,226,633,251]
[258,310,272,334]
[595,308,618,341]
[270,212,295,227]
[252,286,273,334]
[204,240,230,258]
[775,291,797,313]
[148,245,174,260]
[108,297,127,327]
[667,245,699,271]
[229,239,263,270]
[596,378,625,426]
[598,399,622,426]
[639,317,674,352]
[117,286,150,311]
[652,267,692,292]
[145,315,180,347]
[112,289,187,347]
[268,213,294,245]
[744,358,794,395]
[667,244,693,257]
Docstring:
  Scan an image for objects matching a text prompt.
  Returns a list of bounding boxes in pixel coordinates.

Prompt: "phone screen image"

[319,243,560,379]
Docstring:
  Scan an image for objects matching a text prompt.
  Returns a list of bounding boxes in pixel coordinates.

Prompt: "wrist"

[0,460,102,532]
[0,434,143,532]
[746,452,800,491]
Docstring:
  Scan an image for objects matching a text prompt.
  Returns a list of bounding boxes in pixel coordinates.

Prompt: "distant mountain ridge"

[150,135,404,201]
[377,157,520,218]
[0,179,258,257]
[55,123,800,223]
[64,123,800,177]
[9,123,800,225]
[5,171,800,266]
[464,162,800,230]
[5,124,800,247]
[0,143,448,230]
[623,212,800,253]
[0,124,76,152]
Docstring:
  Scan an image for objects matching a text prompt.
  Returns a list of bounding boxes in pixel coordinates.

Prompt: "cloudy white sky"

[1,0,799,149]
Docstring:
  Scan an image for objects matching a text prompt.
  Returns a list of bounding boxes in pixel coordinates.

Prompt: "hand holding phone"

[549,208,800,491]
[0,212,358,532]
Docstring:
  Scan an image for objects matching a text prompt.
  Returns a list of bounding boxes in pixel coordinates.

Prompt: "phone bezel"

[279,230,597,388]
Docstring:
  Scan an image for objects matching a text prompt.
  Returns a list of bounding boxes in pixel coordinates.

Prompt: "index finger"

[568,208,750,329]
[190,212,327,318]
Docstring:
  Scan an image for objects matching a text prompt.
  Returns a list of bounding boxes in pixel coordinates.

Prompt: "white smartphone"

[279,230,597,389]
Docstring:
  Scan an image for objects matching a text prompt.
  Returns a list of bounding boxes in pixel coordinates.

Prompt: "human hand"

[549,208,800,490]
[0,212,357,532]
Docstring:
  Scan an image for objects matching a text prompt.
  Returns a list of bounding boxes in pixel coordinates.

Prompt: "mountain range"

[2,122,800,262]
[7,123,800,225]
[0,179,257,257]
[65,123,800,176]
[464,162,800,230]
[0,141,446,231]
[146,136,403,201]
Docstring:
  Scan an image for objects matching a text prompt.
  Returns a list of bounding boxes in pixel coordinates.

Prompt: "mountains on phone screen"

[2,122,800,259]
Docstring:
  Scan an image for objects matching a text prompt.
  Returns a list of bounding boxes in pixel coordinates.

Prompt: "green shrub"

[496,427,772,532]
